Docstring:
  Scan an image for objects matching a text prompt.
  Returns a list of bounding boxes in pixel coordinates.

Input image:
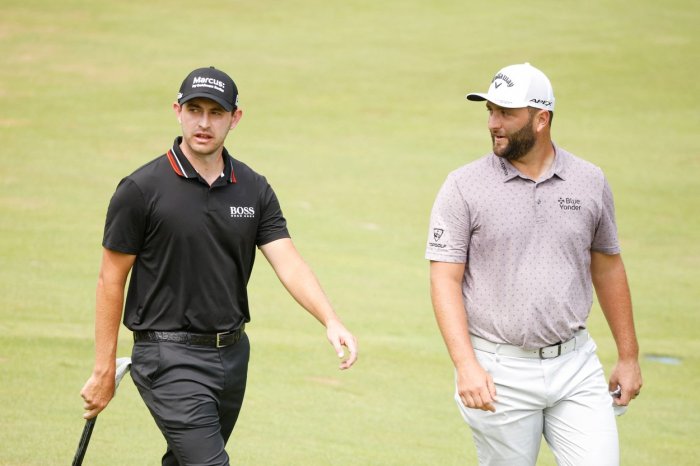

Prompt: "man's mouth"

[194,132,213,142]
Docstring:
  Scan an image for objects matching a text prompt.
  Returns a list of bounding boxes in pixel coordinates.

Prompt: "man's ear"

[173,102,182,123]
[535,109,550,132]
[229,108,243,130]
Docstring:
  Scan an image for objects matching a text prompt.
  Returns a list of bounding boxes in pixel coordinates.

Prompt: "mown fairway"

[1,0,698,464]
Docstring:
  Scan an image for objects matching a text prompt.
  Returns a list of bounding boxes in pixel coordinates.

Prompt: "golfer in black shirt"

[80,66,358,465]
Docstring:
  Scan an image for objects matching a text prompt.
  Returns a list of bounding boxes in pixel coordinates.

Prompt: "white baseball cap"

[466,63,555,111]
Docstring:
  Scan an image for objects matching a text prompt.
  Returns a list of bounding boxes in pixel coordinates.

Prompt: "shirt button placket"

[535,184,546,224]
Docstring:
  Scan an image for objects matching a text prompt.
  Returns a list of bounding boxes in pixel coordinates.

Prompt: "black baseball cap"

[177,66,239,112]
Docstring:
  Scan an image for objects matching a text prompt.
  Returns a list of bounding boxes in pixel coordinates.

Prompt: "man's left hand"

[326,319,358,370]
[608,358,643,406]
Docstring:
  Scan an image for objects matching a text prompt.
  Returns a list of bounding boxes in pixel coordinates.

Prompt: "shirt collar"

[550,143,568,180]
[492,142,568,182]
[166,137,237,184]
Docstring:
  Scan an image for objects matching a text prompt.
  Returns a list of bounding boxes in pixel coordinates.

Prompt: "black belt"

[133,325,245,348]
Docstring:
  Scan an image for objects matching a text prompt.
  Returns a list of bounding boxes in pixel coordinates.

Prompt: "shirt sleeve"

[591,176,621,254]
[102,177,147,254]
[425,173,471,263]
[256,179,290,247]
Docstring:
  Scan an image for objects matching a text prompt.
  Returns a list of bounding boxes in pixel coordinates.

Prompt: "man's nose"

[198,113,211,128]
[488,113,501,131]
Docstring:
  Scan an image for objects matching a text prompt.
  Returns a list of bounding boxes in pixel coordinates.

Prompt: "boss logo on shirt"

[557,197,582,211]
[230,206,255,218]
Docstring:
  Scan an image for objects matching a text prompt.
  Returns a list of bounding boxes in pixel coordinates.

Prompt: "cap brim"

[466,93,488,102]
[465,92,530,109]
[179,93,234,112]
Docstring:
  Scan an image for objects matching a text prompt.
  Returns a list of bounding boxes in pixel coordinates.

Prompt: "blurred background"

[1,0,698,464]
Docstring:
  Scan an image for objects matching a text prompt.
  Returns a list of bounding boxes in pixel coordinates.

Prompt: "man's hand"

[456,361,498,412]
[326,318,358,370]
[608,358,643,407]
[80,369,116,419]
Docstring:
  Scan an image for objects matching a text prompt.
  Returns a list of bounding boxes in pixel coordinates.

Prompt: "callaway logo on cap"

[177,66,239,112]
[466,63,555,111]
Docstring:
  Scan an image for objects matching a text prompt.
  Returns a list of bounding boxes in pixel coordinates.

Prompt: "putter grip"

[72,417,96,466]
[73,358,130,465]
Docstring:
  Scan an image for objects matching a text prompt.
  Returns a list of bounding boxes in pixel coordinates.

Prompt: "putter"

[72,357,132,466]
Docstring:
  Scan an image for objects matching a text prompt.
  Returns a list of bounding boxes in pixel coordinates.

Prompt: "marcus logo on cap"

[466,62,555,111]
[177,66,239,112]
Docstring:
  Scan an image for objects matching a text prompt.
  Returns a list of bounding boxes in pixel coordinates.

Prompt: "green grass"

[1,0,699,464]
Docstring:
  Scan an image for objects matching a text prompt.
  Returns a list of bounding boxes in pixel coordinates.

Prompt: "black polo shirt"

[103,137,290,333]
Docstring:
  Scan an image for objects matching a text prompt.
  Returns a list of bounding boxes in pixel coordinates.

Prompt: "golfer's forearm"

[592,254,639,361]
[600,297,638,361]
[91,280,125,375]
[282,262,339,327]
[433,298,479,369]
[430,264,478,370]
[261,238,341,327]
[90,248,133,374]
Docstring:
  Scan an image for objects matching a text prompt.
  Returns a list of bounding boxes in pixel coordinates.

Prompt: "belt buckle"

[538,343,562,359]
[216,330,238,348]
[216,331,228,348]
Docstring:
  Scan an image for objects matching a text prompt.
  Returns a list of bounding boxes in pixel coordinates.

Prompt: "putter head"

[115,357,132,389]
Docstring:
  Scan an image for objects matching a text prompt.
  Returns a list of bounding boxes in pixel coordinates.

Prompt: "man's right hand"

[80,369,116,419]
[456,361,497,412]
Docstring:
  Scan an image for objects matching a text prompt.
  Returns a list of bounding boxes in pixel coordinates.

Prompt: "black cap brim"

[179,92,234,112]
[466,93,488,102]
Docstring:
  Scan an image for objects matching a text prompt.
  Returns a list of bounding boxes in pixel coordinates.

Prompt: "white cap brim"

[465,92,530,109]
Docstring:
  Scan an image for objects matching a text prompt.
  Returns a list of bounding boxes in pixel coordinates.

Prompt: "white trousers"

[456,337,619,466]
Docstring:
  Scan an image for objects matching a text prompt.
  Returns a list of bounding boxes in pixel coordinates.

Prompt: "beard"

[491,113,536,161]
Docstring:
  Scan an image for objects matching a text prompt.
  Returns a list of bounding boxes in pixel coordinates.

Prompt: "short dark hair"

[528,107,554,127]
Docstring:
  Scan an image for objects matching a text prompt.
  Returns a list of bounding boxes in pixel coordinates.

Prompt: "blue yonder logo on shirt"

[558,197,582,211]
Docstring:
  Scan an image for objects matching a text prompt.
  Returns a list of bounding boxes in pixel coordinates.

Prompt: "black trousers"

[131,333,250,466]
